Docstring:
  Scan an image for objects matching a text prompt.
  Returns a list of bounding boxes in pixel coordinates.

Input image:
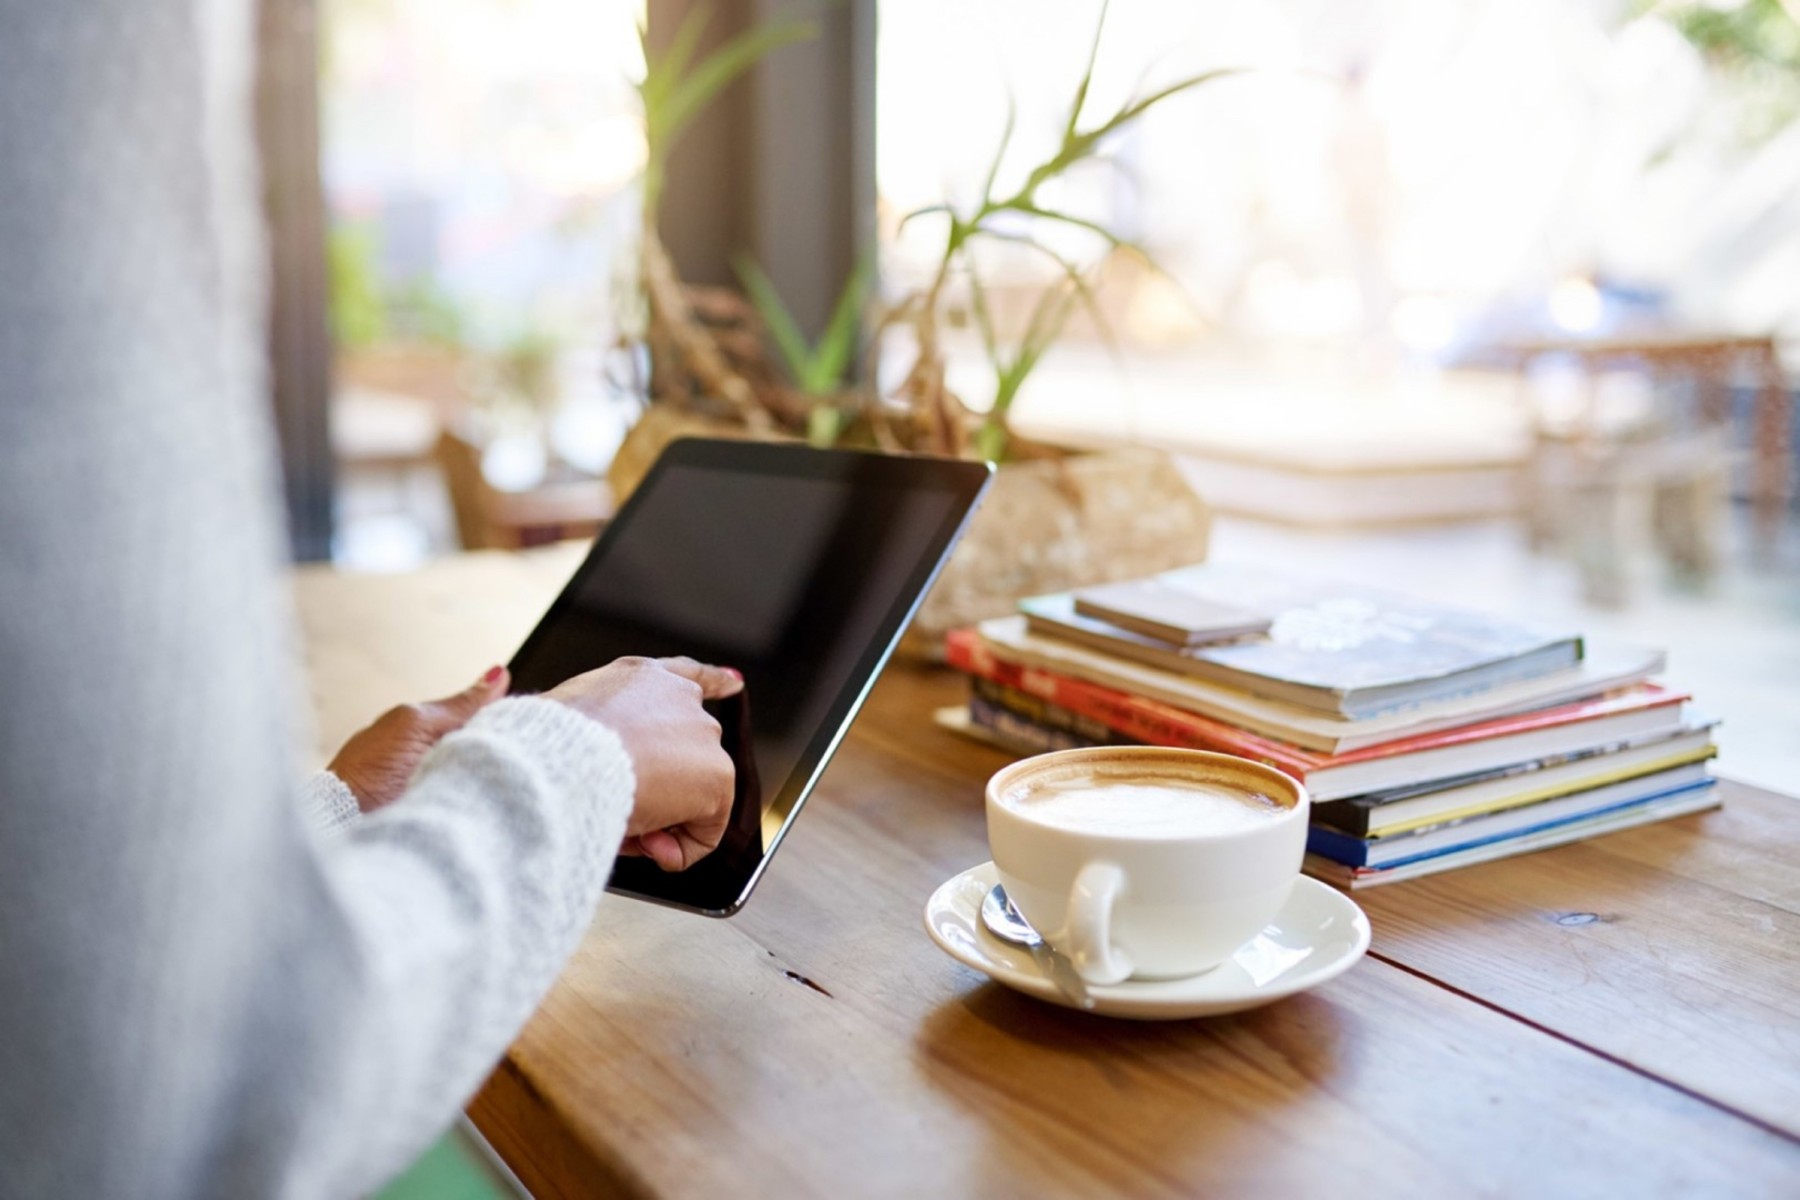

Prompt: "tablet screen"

[507,439,990,915]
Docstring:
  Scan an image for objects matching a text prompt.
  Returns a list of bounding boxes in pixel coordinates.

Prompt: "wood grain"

[468,670,1799,1199]
[1356,783,1800,1137]
[291,553,1800,1198]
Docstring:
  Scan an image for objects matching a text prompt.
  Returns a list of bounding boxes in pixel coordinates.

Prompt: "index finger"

[655,656,745,701]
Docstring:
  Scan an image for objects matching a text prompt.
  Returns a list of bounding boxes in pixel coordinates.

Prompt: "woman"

[0,4,735,1196]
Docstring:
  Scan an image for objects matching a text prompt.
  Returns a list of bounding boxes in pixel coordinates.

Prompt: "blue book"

[1306,766,1713,868]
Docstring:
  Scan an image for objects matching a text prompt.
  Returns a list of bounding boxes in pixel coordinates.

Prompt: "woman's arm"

[0,5,706,1196]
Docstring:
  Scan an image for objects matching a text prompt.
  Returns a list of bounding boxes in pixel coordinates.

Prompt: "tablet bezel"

[507,438,992,917]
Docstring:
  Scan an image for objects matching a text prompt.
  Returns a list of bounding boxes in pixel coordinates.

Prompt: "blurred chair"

[330,385,448,566]
[332,386,442,475]
[1493,335,1790,574]
[435,430,611,551]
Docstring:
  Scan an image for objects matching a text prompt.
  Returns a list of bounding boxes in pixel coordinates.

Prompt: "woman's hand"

[328,666,511,814]
[546,656,742,872]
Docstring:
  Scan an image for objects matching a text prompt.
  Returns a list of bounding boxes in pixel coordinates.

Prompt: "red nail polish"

[482,665,505,685]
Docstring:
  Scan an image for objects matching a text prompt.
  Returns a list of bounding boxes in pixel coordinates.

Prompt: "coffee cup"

[985,747,1308,986]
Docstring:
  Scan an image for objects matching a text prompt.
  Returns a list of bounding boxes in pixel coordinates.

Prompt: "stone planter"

[904,447,1210,656]
[605,403,776,502]
[606,408,1212,657]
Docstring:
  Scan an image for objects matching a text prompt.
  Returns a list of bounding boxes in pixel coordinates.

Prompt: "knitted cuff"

[301,770,364,833]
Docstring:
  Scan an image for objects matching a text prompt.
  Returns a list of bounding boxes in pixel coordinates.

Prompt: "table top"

[294,547,1800,1200]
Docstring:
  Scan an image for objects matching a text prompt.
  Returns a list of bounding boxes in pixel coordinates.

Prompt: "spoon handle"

[1031,942,1095,1010]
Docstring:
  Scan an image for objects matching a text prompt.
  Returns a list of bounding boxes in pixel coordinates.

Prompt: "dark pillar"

[257,0,336,562]
[649,0,877,348]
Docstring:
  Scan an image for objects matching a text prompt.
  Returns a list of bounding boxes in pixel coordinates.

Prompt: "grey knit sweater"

[0,3,637,1197]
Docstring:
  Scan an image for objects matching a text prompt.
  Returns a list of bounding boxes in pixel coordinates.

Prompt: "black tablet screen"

[506,440,989,915]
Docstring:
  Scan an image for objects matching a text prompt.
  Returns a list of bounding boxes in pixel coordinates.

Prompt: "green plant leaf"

[969,227,1120,355]
[1063,0,1110,144]
[980,98,1019,207]
[1014,281,1080,384]
[327,223,387,351]
[1087,67,1245,146]
[735,253,869,399]
[810,254,873,393]
[897,203,955,232]
[733,256,815,386]
[807,404,844,448]
[964,265,1002,366]
[974,416,1009,463]
[657,18,818,158]
[639,5,711,117]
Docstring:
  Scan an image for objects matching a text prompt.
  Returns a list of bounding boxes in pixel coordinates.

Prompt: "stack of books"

[940,564,1720,889]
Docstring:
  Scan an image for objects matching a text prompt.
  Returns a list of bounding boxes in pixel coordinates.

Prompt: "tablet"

[507,438,992,916]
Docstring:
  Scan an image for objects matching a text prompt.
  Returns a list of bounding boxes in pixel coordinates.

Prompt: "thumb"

[431,664,509,726]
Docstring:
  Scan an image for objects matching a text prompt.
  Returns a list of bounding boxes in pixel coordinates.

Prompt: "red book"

[944,628,1688,802]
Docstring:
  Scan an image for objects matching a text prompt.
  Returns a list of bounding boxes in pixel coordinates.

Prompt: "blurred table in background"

[1007,355,1532,529]
[1486,333,1792,564]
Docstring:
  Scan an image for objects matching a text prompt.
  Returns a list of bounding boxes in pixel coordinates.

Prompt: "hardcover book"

[967,695,1106,753]
[1310,725,1717,838]
[1305,763,1715,867]
[1303,784,1722,889]
[970,676,1128,747]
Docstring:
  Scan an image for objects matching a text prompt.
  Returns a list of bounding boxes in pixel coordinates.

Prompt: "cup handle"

[1063,861,1132,985]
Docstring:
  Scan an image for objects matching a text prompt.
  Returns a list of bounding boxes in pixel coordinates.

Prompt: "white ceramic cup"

[986,747,1309,986]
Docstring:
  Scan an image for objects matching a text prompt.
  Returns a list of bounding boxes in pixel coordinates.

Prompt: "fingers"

[645,763,734,872]
[429,665,509,726]
[624,827,717,872]
[430,662,514,719]
[638,829,685,872]
[654,656,744,700]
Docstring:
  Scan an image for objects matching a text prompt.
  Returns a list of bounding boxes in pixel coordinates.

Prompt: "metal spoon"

[980,884,1095,1010]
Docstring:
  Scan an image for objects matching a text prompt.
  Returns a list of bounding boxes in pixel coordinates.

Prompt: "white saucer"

[923,862,1371,1020]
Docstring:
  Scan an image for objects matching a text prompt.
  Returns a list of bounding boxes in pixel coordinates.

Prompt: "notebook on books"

[1037,565,1582,719]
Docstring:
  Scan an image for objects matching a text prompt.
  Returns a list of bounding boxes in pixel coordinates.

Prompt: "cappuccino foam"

[1002,773,1285,838]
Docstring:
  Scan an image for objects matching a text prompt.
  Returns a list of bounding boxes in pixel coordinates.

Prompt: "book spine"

[945,628,1319,778]
[1309,800,1373,838]
[971,677,1126,746]
[1305,824,1373,867]
[968,696,1104,753]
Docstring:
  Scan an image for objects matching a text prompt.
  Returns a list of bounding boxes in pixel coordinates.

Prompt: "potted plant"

[612,2,1230,648]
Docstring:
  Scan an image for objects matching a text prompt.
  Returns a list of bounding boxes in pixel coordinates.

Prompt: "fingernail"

[482,665,505,685]
[724,667,743,682]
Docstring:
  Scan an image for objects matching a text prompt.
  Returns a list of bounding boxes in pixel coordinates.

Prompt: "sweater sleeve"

[299,698,635,1194]
[0,5,635,1198]
[301,771,364,833]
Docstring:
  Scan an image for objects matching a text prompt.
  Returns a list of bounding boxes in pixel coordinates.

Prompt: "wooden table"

[295,548,1800,1199]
